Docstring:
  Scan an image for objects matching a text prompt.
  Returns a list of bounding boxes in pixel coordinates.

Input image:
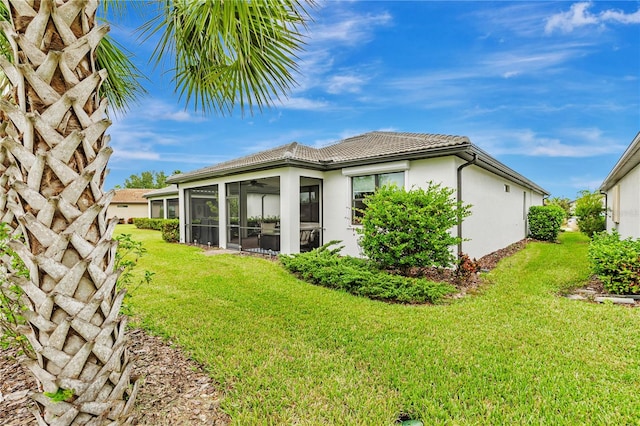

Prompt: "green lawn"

[117,225,640,425]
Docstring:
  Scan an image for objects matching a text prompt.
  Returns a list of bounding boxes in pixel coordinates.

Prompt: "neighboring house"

[143,184,180,219]
[167,131,548,259]
[107,189,151,223]
[600,132,640,239]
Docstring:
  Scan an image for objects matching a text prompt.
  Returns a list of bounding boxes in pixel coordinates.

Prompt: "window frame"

[351,171,404,224]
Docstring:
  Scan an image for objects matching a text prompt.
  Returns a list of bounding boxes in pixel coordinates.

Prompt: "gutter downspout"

[457,153,477,256]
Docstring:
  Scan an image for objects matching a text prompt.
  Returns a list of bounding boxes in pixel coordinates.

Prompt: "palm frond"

[96,34,148,114]
[140,0,313,115]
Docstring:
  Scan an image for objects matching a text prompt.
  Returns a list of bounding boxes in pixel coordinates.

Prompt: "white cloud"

[567,176,606,191]
[111,149,160,161]
[308,11,392,46]
[601,8,640,25]
[291,9,392,96]
[325,74,368,94]
[545,2,640,34]
[471,128,626,158]
[139,100,208,122]
[277,96,330,111]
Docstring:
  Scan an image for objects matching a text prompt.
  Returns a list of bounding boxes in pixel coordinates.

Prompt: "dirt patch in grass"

[0,328,230,425]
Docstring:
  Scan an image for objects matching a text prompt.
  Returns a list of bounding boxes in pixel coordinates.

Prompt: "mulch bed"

[1,329,230,425]
[0,238,532,425]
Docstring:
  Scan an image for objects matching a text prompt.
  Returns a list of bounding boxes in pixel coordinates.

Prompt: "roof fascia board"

[167,159,325,184]
[466,145,549,195]
[600,132,640,191]
[341,160,410,176]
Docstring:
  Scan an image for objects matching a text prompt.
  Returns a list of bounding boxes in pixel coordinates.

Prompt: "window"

[300,185,320,222]
[117,204,128,208]
[150,200,163,218]
[167,198,179,219]
[352,171,404,223]
[504,184,511,193]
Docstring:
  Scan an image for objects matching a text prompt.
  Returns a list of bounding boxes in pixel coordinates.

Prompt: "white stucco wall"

[322,158,458,258]
[459,162,543,259]
[322,156,543,259]
[606,163,640,239]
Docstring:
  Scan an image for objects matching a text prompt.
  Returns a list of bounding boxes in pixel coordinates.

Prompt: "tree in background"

[357,182,471,273]
[0,1,310,424]
[546,196,571,219]
[575,190,606,237]
[119,170,168,189]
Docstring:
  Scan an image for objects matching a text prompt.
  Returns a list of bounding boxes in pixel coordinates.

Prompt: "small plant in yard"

[456,253,480,282]
[575,190,606,237]
[115,234,155,315]
[280,241,455,303]
[528,205,566,241]
[357,182,471,273]
[0,223,34,358]
[588,231,640,294]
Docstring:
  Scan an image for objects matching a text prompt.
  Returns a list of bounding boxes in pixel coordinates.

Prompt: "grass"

[117,225,640,425]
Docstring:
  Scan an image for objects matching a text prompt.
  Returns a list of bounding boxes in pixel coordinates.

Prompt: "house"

[600,132,640,239]
[143,184,180,219]
[107,189,151,224]
[166,131,548,259]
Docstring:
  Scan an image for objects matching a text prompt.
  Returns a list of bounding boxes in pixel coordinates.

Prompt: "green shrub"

[280,242,455,304]
[589,231,640,294]
[161,219,180,243]
[133,218,165,231]
[357,182,471,272]
[575,190,606,237]
[578,215,606,238]
[528,205,565,241]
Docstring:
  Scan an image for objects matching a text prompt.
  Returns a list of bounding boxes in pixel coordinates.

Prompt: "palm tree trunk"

[0,0,137,424]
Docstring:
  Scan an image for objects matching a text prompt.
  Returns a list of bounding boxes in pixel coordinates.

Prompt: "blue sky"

[105,1,640,199]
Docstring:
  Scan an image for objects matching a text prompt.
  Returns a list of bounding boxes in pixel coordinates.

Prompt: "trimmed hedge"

[133,218,165,231]
[528,205,565,241]
[280,241,455,304]
[133,218,180,243]
[589,231,640,295]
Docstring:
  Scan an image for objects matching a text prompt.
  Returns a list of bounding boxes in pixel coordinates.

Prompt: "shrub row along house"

[144,132,547,259]
[600,132,640,239]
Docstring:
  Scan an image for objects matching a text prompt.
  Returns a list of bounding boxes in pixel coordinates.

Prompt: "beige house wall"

[106,203,148,223]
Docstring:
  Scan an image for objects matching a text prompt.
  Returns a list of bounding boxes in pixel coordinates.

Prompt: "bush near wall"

[528,205,565,242]
[161,220,180,243]
[589,231,640,295]
[132,218,180,243]
[280,242,455,304]
[357,182,471,273]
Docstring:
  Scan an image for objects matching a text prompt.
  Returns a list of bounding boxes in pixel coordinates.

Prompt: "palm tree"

[0,0,310,424]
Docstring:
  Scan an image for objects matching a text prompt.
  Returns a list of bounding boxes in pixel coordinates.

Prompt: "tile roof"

[318,132,470,163]
[169,131,470,182]
[111,189,152,204]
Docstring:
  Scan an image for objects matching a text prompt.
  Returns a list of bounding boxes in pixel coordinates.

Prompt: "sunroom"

[182,174,322,254]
